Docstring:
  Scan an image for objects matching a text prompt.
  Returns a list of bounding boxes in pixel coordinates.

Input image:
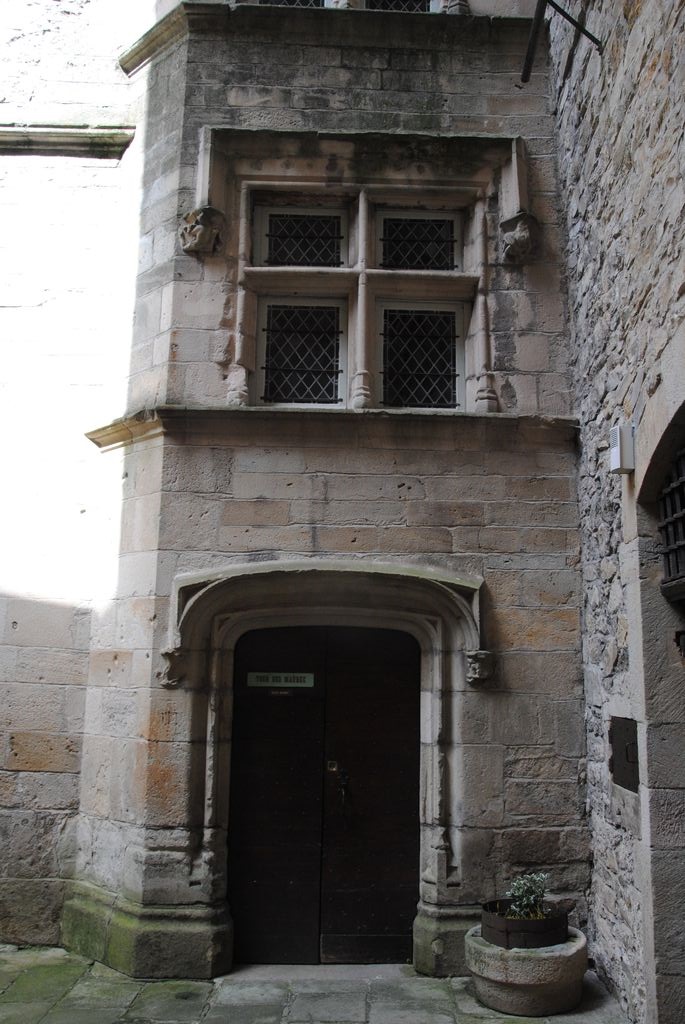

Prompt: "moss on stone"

[0,961,88,1002]
[60,894,109,964]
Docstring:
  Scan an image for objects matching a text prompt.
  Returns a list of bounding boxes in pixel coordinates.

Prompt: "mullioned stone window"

[250,196,468,408]
[199,131,532,414]
[253,0,456,12]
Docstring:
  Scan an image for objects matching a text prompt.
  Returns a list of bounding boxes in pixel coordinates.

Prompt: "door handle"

[327,762,349,807]
[339,768,349,806]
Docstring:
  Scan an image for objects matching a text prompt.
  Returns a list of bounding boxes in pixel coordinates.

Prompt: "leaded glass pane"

[263,304,341,404]
[366,0,430,10]
[260,0,324,7]
[658,449,685,583]
[381,217,455,270]
[266,213,343,266]
[382,308,457,408]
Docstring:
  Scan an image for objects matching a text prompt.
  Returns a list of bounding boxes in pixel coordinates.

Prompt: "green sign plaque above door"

[247,672,315,688]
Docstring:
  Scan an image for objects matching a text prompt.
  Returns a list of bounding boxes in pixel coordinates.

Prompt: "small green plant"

[505,872,550,920]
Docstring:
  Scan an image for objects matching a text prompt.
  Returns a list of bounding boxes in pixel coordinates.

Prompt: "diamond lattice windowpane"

[263,304,341,404]
[366,0,429,10]
[382,308,458,408]
[267,214,343,266]
[260,0,324,6]
[381,217,455,270]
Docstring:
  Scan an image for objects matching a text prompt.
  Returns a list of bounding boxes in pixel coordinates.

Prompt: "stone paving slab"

[0,945,628,1024]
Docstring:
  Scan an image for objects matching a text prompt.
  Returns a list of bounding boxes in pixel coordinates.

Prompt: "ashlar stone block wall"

[126,9,571,420]
[549,2,685,1021]
[61,2,593,978]
[76,409,588,971]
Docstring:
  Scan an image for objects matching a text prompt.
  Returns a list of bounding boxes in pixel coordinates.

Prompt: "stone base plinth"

[413,903,480,977]
[465,925,587,1017]
[61,881,233,979]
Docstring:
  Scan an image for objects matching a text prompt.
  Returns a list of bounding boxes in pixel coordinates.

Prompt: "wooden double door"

[227,626,420,964]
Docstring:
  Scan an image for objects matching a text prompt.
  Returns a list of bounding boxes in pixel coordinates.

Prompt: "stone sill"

[87,403,579,451]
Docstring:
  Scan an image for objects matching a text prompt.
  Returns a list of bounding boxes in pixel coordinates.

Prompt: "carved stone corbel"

[501,211,540,264]
[179,206,227,256]
[499,138,540,264]
[160,648,207,689]
[465,649,495,686]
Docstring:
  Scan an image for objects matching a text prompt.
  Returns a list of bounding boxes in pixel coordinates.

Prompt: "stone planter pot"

[465,925,587,1017]
[481,899,568,949]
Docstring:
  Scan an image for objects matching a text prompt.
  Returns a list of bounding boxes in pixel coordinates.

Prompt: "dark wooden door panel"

[320,628,420,963]
[227,625,420,964]
[228,627,326,964]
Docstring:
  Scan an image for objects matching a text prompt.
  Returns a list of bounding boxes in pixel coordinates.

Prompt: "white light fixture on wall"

[609,421,635,474]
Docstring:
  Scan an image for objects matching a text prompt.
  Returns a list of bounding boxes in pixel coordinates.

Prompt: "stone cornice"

[119,5,193,76]
[119,2,532,77]
[87,405,578,452]
[0,125,135,158]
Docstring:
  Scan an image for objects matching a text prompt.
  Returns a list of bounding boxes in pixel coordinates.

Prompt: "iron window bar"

[658,448,685,590]
[521,0,603,83]
[266,213,344,267]
[381,308,460,409]
[366,0,430,10]
[262,304,343,404]
[380,217,456,271]
[259,0,324,6]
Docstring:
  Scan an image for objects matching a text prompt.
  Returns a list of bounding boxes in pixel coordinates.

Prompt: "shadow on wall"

[0,592,92,945]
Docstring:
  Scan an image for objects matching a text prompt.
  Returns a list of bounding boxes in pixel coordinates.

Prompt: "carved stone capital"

[501,211,539,264]
[179,206,227,256]
[445,0,471,12]
[465,649,495,686]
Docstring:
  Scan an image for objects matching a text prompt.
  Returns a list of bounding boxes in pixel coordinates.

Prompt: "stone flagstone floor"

[0,946,628,1024]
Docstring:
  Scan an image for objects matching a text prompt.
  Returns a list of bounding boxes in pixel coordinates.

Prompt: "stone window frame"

[198,129,535,415]
[238,184,481,412]
[247,190,470,409]
[244,0,457,13]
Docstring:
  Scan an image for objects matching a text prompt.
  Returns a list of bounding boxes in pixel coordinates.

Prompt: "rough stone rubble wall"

[549,1,685,1020]
[0,0,148,941]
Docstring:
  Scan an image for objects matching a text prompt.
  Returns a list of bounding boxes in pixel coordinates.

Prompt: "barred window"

[381,307,464,409]
[259,0,324,6]
[379,212,461,270]
[254,207,347,267]
[658,449,685,588]
[259,301,345,405]
[246,195,470,409]
[366,0,430,9]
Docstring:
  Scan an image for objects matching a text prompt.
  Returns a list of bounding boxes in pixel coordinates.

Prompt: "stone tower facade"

[1,2,683,1022]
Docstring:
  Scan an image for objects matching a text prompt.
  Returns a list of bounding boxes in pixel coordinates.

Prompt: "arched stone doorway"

[62,559,491,979]
[167,559,489,975]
